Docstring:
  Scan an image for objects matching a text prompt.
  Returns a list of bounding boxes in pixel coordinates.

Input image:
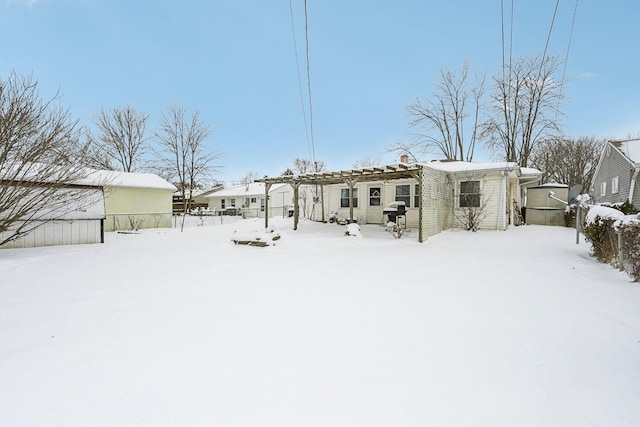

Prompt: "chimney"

[400,154,409,163]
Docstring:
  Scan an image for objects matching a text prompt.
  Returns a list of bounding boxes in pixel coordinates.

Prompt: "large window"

[369,187,381,206]
[612,176,619,194]
[340,188,358,208]
[395,184,411,207]
[459,180,480,208]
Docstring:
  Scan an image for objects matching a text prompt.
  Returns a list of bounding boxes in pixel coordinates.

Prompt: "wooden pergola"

[256,163,427,242]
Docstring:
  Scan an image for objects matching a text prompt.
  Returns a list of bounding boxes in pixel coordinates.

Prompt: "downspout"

[629,166,640,204]
[497,171,507,230]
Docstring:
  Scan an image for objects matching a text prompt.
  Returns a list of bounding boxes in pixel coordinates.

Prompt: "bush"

[618,221,640,282]
[583,216,619,264]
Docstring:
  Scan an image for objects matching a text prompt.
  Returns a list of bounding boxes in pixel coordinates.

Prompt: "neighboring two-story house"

[591,138,640,206]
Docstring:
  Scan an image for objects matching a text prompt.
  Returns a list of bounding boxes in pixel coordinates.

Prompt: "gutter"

[629,166,640,204]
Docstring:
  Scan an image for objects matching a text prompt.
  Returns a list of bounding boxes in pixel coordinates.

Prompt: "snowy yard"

[1,219,639,426]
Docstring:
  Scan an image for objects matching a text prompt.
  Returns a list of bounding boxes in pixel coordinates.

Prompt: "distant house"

[0,182,106,249]
[206,182,294,218]
[173,185,224,214]
[90,170,177,232]
[257,158,542,242]
[591,138,640,206]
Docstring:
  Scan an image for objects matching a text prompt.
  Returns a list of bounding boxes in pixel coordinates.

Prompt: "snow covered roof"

[424,161,520,174]
[520,167,543,176]
[82,170,177,191]
[611,139,640,164]
[206,182,289,198]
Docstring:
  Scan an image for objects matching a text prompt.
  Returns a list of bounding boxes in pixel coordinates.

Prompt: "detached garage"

[0,186,106,249]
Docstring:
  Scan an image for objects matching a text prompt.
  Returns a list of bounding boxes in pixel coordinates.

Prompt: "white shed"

[0,185,106,249]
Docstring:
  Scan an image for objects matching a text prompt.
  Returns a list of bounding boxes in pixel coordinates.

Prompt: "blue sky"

[1,1,639,184]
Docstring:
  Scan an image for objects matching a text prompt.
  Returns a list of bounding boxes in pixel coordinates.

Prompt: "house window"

[221,199,226,209]
[369,187,381,206]
[460,180,481,208]
[612,176,619,194]
[600,182,607,197]
[340,188,358,208]
[260,198,265,212]
[251,197,257,203]
[395,184,411,207]
[414,184,420,208]
[230,198,236,207]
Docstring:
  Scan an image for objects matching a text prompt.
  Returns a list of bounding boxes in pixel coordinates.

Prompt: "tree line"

[391,53,613,189]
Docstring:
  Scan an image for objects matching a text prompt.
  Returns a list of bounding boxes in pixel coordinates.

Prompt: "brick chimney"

[400,154,409,163]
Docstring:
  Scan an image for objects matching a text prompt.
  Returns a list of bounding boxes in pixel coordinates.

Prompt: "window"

[459,180,480,208]
[260,198,265,212]
[230,198,236,207]
[221,199,226,209]
[251,197,257,203]
[369,187,381,206]
[340,188,358,208]
[414,184,420,208]
[395,184,411,207]
[600,182,607,197]
[612,176,619,194]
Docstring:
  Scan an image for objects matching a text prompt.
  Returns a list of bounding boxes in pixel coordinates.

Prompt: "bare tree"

[85,105,149,172]
[400,61,485,162]
[352,156,380,168]
[530,135,604,188]
[0,72,95,246]
[483,54,564,167]
[289,157,326,219]
[154,105,221,231]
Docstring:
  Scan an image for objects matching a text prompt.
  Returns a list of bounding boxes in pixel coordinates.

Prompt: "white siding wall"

[451,172,507,231]
[0,220,103,249]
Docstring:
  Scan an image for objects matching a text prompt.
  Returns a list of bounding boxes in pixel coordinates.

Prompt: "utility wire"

[304,0,317,170]
[288,0,312,161]
[560,0,579,93]
[541,0,561,66]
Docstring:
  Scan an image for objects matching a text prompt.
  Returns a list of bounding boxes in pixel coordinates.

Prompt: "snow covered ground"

[1,218,639,426]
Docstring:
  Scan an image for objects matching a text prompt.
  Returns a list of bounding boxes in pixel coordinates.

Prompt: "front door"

[366,186,384,224]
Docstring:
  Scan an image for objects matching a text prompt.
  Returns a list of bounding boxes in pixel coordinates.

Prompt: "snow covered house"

[591,138,640,206]
[0,183,106,249]
[206,182,294,218]
[91,170,177,232]
[257,158,542,242]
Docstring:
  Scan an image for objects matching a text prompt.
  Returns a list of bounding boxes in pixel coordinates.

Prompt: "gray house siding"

[592,144,634,205]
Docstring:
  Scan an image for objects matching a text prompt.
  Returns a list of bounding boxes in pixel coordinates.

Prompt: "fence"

[105,212,172,232]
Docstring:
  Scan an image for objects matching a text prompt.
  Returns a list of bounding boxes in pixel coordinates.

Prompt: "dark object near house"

[383,201,407,223]
[224,207,240,216]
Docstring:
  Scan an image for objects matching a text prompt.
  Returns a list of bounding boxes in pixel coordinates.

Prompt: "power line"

[288,0,312,161]
[304,0,317,170]
[560,0,579,93]
[542,0,561,64]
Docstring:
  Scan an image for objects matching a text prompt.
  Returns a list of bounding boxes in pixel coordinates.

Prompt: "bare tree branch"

[85,105,149,172]
[153,105,221,231]
[0,72,95,246]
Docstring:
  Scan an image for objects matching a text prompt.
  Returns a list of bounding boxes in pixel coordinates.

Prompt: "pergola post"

[344,178,358,223]
[293,182,300,230]
[263,182,271,229]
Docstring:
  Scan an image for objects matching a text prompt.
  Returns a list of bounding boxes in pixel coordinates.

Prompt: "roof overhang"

[256,163,423,186]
